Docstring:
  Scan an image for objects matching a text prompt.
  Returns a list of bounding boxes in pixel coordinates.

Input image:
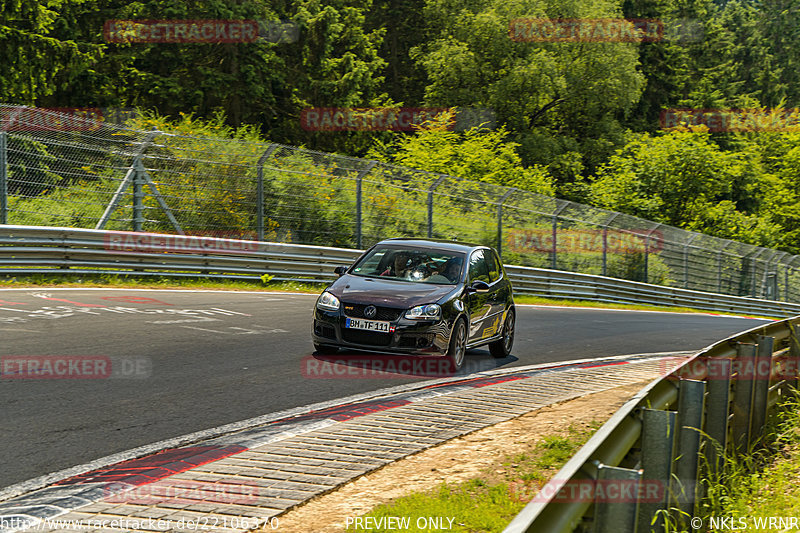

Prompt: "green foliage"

[369,112,555,195]
[413,0,645,184]
[7,0,800,261]
[0,0,99,102]
[590,127,781,245]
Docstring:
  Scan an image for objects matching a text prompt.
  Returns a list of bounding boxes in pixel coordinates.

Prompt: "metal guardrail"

[2,104,800,303]
[2,225,800,318]
[503,317,800,533]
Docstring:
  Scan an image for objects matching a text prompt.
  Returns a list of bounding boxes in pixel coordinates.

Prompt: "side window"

[486,250,501,282]
[468,251,490,283]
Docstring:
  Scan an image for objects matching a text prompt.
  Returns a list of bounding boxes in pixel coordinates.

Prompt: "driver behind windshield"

[380,251,410,278]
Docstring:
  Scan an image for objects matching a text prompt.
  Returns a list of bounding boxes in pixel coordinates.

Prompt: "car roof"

[375,237,489,253]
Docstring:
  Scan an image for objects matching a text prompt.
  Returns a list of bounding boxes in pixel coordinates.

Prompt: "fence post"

[601,214,619,277]
[643,226,660,285]
[355,161,377,249]
[427,175,447,239]
[749,249,765,297]
[785,256,798,302]
[496,189,515,259]
[256,144,279,241]
[683,234,698,289]
[551,215,557,269]
[132,159,145,232]
[638,408,677,533]
[717,241,732,295]
[550,204,568,270]
[0,131,6,224]
[96,131,157,230]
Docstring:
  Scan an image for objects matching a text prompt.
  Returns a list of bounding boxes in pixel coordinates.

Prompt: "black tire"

[446,318,468,371]
[314,343,339,355]
[489,309,515,359]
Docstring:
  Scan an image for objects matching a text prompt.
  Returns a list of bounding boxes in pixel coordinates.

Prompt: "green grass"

[0,273,325,293]
[344,424,598,533]
[512,294,778,318]
[694,391,800,529]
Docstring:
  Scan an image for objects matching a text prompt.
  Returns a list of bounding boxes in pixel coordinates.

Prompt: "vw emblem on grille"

[363,305,377,319]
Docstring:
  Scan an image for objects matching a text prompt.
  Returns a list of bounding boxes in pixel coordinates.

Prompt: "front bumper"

[312,308,452,355]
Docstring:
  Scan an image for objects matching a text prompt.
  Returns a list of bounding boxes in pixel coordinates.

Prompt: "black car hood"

[329,274,459,308]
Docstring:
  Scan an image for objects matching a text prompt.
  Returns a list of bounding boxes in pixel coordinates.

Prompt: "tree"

[369,112,555,195]
[590,127,777,245]
[411,0,645,190]
[0,0,99,102]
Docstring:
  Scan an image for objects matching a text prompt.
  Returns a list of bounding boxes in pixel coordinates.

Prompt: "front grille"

[342,329,392,347]
[342,302,403,321]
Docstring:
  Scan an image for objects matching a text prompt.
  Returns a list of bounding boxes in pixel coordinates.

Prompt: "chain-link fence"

[1,104,798,301]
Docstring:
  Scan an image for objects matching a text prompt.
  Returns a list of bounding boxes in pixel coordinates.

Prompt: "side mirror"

[334,266,348,277]
[468,280,490,293]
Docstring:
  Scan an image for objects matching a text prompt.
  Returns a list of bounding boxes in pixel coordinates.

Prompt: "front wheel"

[489,309,515,359]
[446,318,468,372]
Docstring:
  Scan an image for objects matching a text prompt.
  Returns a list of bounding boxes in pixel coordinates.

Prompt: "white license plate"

[345,318,391,332]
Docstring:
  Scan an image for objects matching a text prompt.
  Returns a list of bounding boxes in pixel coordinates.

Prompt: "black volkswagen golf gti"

[312,238,515,370]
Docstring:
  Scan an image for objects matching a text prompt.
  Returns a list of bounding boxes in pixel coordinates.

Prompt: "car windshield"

[350,246,465,284]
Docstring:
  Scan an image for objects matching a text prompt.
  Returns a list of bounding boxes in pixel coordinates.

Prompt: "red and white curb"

[0,352,691,532]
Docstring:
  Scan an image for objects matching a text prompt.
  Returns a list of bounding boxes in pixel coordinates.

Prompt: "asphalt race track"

[0,288,771,489]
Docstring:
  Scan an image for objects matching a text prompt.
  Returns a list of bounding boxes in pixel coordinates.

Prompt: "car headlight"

[405,304,441,320]
[316,291,341,311]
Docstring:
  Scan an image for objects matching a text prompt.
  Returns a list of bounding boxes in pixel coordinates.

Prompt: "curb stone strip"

[0,350,690,504]
[0,354,684,532]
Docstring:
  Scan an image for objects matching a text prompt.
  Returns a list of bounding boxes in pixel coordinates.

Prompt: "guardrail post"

[704,358,732,476]
[132,159,145,231]
[256,144,278,241]
[732,343,758,451]
[593,465,641,533]
[355,161,377,248]
[427,175,447,239]
[497,189,515,259]
[638,408,677,533]
[750,336,774,443]
[673,379,705,522]
[0,131,7,224]
[789,323,800,392]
